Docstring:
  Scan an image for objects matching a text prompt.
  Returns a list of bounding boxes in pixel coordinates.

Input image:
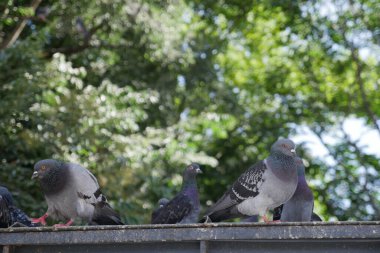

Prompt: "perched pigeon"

[200,139,298,223]
[0,186,36,228]
[272,157,322,222]
[31,159,124,226]
[151,198,169,223]
[274,157,313,221]
[151,164,202,224]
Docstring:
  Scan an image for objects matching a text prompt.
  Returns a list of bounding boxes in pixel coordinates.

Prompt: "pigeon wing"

[205,160,267,216]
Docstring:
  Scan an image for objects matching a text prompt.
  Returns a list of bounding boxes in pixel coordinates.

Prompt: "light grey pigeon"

[200,138,298,223]
[273,157,315,222]
[151,163,202,224]
[31,159,124,226]
[151,198,169,223]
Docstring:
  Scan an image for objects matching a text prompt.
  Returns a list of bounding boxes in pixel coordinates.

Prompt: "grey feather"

[201,139,298,222]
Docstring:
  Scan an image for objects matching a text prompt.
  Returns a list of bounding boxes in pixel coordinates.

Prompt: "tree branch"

[339,3,380,136]
[0,0,42,50]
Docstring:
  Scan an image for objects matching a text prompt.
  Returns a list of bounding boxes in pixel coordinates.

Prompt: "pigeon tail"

[90,202,124,225]
[200,206,242,222]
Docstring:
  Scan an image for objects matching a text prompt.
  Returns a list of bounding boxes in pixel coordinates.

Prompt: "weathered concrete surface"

[1,222,380,253]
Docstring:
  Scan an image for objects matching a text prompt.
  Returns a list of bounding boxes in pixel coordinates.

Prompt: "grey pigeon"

[0,186,37,228]
[31,159,124,226]
[272,157,322,222]
[200,139,298,223]
[151,163,202,224]
[151,198,169,223]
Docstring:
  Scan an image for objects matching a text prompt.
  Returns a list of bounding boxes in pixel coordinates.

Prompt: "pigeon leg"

[262,214,270,223]
[53,219,74,227]
[31,213,48,225]
[262,214,281,223]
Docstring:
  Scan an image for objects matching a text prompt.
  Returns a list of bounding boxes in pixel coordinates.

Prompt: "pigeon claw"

[31,214,48,225]
[53,219,74,227]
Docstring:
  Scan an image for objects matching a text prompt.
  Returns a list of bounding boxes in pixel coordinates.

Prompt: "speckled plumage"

[151,164,202,224]
[201,139,298,222]
[32,159,123,225]
[0,186,36,228]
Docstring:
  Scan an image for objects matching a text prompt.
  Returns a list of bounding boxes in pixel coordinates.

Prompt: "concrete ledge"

[1,221,380,253]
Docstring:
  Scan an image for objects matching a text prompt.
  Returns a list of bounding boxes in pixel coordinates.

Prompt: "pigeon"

[0,186,36,228]
[272,157,322,222]
[151,163,202,224]
[200,138,298,223]
[31,159,124,226]
[151,198,169,223]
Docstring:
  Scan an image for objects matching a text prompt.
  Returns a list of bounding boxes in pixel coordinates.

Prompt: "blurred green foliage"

[0,0,379,223]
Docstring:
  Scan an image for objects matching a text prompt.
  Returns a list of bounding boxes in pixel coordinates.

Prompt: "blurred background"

[0,0,379,224]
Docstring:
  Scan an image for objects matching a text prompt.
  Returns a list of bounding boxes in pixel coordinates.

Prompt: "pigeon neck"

[40,165,69,195]
[267,152,295,168]
[182,174,199,203]
[0,188,14,206]
[296,165,308,183]
[266,153,296,179]
[182,175,197,189]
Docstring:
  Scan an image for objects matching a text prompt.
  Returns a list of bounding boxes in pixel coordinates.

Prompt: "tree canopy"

[0,0,379,223]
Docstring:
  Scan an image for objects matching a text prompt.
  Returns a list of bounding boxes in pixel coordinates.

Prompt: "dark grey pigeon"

[274,157,313,222]
[200,139,298,223]
[0,186,37,228]
[151,198,169,223]
[151,164,202,224]
[31,159,124,226]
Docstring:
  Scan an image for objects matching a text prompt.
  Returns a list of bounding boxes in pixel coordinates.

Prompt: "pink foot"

[53,219,74,227]
[31,213,48,225]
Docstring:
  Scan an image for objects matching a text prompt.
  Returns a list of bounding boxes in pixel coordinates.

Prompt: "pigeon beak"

[31,171,39,179]
[196,168,203,174]
[290,149,296,154]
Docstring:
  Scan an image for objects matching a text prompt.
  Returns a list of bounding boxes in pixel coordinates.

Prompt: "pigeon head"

[32,159,68,194]
[0,186,14,206]
[182,163,202,184]
[270,139,296,157]
[32,159,63,180]
[158,198,169,208]
[183,163,202,176]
